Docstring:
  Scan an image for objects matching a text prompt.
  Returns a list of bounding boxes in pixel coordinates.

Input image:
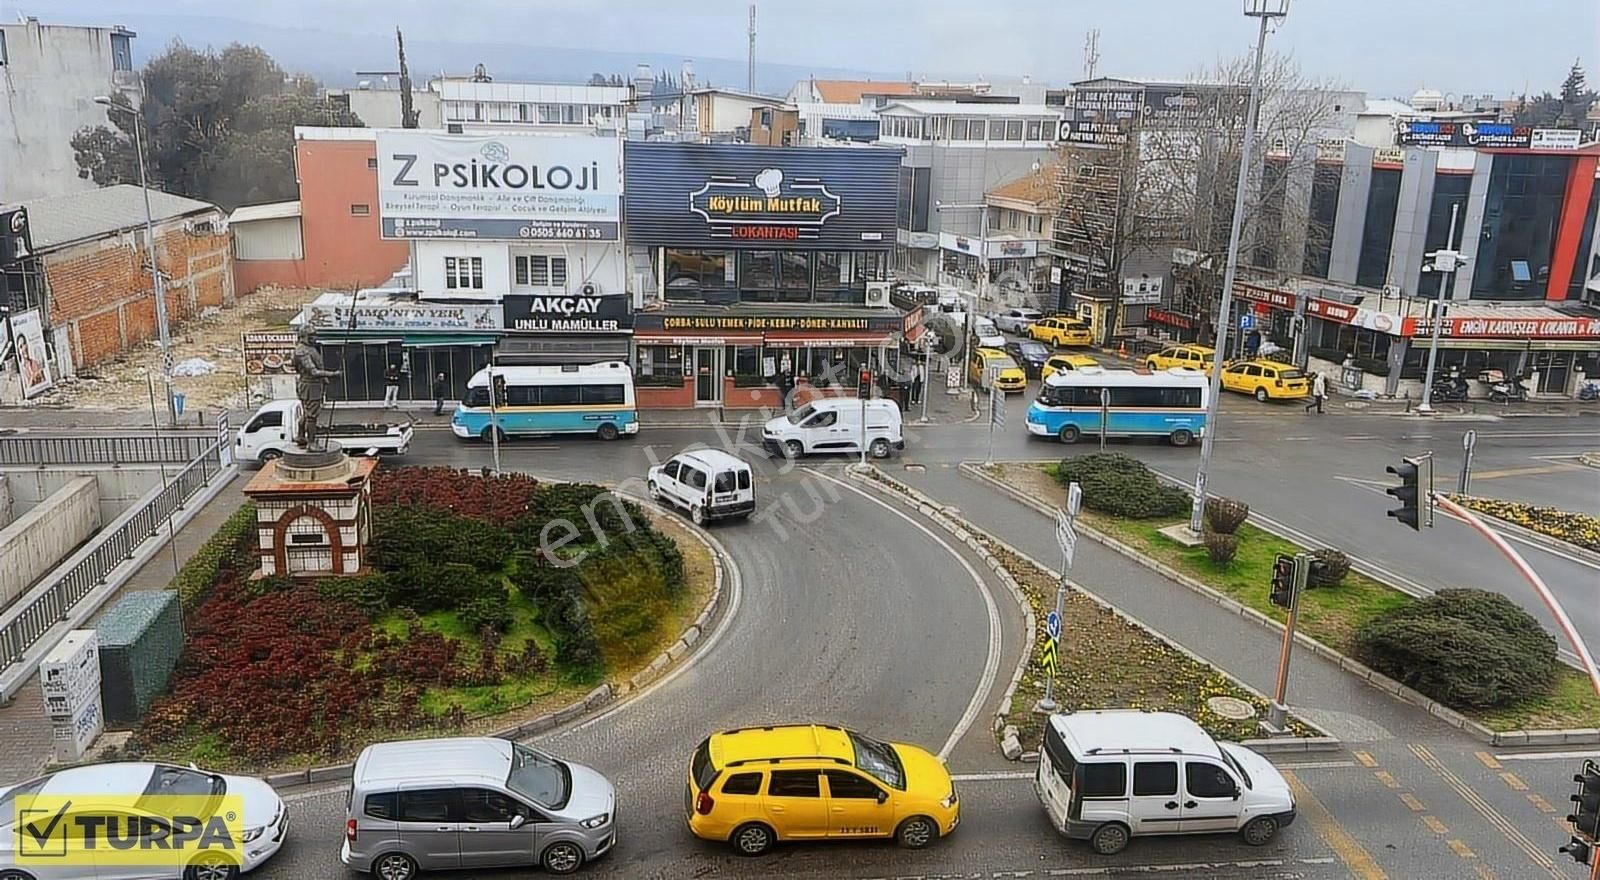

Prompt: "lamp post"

[936,200,992,355]
[1186,0,1290,535]
[1416,203,1465,414]
[94,92,175,427]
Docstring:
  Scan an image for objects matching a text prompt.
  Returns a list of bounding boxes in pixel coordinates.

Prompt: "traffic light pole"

[1265,552,1309,734]
[487,367,503,476]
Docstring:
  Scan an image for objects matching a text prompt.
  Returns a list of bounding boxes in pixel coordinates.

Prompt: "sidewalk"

[0,474,246,780]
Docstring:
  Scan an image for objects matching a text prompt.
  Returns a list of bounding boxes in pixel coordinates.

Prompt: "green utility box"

[97,591,184,725]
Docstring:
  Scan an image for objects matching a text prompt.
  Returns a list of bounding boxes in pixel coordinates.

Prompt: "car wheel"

[732,821,775,856]
[372,852,418,880]
[0,870,35,880]
[258,449,281,465]
[1169,429,1194,447]
[541,840,586,875]
[896,815,938,849]
[183,856,239,880]
[784,439,804,459]
[1146,361,1159,371]
[1089,822,1131,855]
[480,425,505,444]
[869,438,892,459]
[691,505,707,526]
[1241,815,1279,846]
[647,481,662,502]
[596,422,620,441]
[1254,387,1270,403]
[1059,425,1080,444]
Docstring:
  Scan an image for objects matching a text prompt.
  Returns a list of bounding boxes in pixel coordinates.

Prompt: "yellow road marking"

[1423,815,1449,834]
[1474,866,1499,880]
[1400,793,1427,812]
[1373,770,1400,788]
[1448,839,1478,858]
[1284,770,1390,880]
[1354,750,1378,768]
[1499,772,1529,791]
[1475,751,1503,770]
[1529,793,1557,813]
[1411,743,1563,877]
[1470,464,1582,480]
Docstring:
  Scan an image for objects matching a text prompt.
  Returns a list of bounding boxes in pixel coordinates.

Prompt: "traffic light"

[1269,553,1295,608]
[857,369,872,398]
[1561,836,1592,865]
[1570,762,1600,841]
[490,372,508,407]
[1385,453,1433,531]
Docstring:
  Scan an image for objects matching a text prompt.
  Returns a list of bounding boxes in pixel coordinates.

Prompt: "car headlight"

[940,790,958,810]
[580,813,610,829]
[242,825,265,843]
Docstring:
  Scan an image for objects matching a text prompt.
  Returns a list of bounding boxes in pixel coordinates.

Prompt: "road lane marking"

[1353,750,1378,767]
[1528,793,1557,813]
[1410,743,1562,877]
[1274,760,1358,770]
[1474,866,1499,880]
[1499,771,1529,791]
[1494,750,1600,761]
[811,468,1003,762]
[1448,839,1478,859]
[1399,793,1426,812]
[1475,751,1503,769]
[1373,770,1400,788]
[1283,770,1389,880]
[1471,464,1585,480]
[1422,815,1449,834]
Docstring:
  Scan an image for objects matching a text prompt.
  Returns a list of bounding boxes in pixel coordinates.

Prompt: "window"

[826,771,883,799]
[1186,762,1238,799]
[740,250,778,292]
[1026,119,1043,141]
[1133,762,1179,796]
[540,104,561,124]
[504,384,537,406]
[1078,762,1127,799]
[807,411,837,428]
[1355,167,1402,288]
[540,385,580,406]
[738,470,752,490]
[460,789,523,823]
[110,33,132,72]
[350,204,370,216]
[445,256,484,290]
[684,466,707,490]
[721,773,763,795]
[1472,154,1570,299]
[515,255,568,288]
[931,116,946,140]
[247,410,283,431]
[760,108,772,127]
[579,384,625,404]
[397,789,455,823]
[713,471,737,493]
[518,103,530,122]
[0,31,7,65]
[768,771,821,798]
[1006,119,1024,141]
[989,119,1006,140]
[367,157,378,169]
[635,345,685,385]
[1302,164,1341,278]
[662,460,681,481]
[363,792,397,820]
[726,345,761,379]
[847,730,907,789]
[951,118,970,140]
[1043,724,1077,785]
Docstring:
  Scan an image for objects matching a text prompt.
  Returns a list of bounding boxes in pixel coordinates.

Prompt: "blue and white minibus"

[452,362,638,441]
[1026,367,1208,447]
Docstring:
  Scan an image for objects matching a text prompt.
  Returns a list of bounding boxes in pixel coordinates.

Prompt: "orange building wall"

[293,137,408,290]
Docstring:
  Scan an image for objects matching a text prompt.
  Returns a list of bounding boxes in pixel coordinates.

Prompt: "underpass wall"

[0,475,11,529]
[1,466,167,525]
[0,477,101,608]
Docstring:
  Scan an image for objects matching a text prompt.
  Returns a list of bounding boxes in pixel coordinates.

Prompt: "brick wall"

[44,209,235,368]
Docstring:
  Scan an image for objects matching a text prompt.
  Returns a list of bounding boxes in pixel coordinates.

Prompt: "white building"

[0,18,137,203]
[689,88,787,140]
[438,79,630,132]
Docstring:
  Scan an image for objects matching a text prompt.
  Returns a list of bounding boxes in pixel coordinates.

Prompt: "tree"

[69,40,362,209]
[397,29,420,129]
[1558,59,1597,127]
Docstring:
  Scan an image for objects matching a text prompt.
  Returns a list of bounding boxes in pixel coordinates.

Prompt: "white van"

[1034,710,1295,855]
[973,317,1006,349]
[646,449,755,525]
[761,398,904,459]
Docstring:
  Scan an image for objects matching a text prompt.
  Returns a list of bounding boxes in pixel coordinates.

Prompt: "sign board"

[1046,610,1062,641]
[1050,266,1064,285]
[634,313,904,334]
[1066,481,1083,517]
[1403,314,1600,340]
[1530,128,1583,151]
[0,206,32,265]
[241,332,296,376]
[1395,121,1582,150]
[1055,507,1078,567]
[502,293,631,334]
[302,294,504,333]
[376,130,622,241]
[216,413,233,469]
[5,308,53,399]
[945,366,962,393]
[1041,635,1059,676]
[1305,298,1403,335]
[1121,276,1163,305]
[989,382,1005,427]
[1146,308,1196,330]
[1238,313,1256,331]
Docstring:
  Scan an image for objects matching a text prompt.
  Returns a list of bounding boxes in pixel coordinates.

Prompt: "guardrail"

[0,436,228,699]
[0,433,217,467]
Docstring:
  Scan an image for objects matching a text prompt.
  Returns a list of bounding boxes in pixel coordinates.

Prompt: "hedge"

[1055,453,1191,519]
[174,504,258,610]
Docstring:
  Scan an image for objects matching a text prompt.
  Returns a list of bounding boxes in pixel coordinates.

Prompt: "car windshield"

[144,766,226,798]
[506,743,572,809]
[1020,343,1047,357]
[847,730,906,790]
[787,403,817,425]
[1220,748,1253,790]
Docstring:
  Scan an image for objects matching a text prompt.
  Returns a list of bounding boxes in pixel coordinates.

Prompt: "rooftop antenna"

[1083,29,1101,80]
[747,2,757,93]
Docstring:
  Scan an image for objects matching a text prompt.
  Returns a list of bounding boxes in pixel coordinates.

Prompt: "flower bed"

[132,467,712,769]
[1447,494,1600,555]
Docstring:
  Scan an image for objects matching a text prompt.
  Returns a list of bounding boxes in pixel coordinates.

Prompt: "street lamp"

[935,200,992,346]
[93,92,176,427]
[1186,0,1291,535]
[1416,203,1467,414]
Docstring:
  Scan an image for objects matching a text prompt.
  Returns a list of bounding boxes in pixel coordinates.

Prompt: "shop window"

[739,251,778,297]
[1472,154,1570,299]
[634,345,686,386]
[1356,168,1402,288]
[1415,174,1472,299]
[444,256,484,290]
[855,251,888,283]
[515,255,568,289]
[778,252,812,301]
[910,167,931,232]
[726,345,765,386]
[664,249,732,299]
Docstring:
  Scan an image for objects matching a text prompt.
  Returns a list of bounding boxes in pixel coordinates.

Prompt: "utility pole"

[747,3,757,94]
[1082,29,1100,80]
[1416,203,1464,413]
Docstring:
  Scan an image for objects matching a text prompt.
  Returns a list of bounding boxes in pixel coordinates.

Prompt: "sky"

[23,0,1600,99]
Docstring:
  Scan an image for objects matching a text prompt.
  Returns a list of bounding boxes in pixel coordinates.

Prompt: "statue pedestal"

[243,444,376,578]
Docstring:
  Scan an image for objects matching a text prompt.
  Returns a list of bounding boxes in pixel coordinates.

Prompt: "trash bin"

[172,392,186,417]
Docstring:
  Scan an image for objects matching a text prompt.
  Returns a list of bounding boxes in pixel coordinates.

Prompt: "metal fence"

[0,437,227,690]
[0,433,217,467]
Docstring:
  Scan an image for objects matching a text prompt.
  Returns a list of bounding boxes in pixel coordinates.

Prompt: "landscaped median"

[118,466,721,775]
[967,457,1600,743]
[1446,494,1600,557]
[848,466,1331,761]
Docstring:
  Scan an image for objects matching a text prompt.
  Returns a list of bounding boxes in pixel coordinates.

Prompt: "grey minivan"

[341,737,616,878]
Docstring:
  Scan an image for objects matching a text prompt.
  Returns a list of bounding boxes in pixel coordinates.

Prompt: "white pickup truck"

[234,399,413,464]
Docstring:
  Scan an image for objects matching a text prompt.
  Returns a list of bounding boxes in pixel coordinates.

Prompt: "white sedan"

[0,762,288,879]
[991,308,1043,334]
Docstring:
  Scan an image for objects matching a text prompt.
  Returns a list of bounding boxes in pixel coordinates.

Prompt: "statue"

[292,324,341,450]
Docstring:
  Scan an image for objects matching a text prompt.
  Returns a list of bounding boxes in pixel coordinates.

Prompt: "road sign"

[1239,313,1256,330]
[990,384,1005,428]
[1055,508,1078,566]
[1040,636,1059,676]
[215,413,233,468]
[1066,481,1082,517]
[1046,610,1062,641]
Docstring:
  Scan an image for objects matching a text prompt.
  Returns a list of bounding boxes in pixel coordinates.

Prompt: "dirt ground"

[37,286,317,412]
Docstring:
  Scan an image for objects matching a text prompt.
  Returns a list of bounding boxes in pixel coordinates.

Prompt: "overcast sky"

[27,0,1600,99]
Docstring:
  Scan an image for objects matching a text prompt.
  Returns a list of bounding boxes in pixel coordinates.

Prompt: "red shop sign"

[1233,282,1297,310]
[1147,308,1197,330]
[1403,315,1600,339]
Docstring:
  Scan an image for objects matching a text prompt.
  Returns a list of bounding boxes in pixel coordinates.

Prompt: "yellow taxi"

[968,348,1028,392]
[1028,316,1095,348]
[1040,353,1100,381]
[1221,359,1311,401]
[1145,344,1216,374]
[686,724,959,856]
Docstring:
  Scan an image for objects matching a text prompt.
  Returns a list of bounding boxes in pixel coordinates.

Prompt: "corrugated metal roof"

[229,201,301,224]
[17,184,219,251]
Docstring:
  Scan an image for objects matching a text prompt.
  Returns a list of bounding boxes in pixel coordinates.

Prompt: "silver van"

[341,737,615,878]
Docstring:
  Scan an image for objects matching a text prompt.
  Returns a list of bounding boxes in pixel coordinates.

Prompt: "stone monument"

[243,324,375,577]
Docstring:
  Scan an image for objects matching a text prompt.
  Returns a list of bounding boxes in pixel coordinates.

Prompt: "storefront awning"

[401,334,498,347]
[635,333,764,345]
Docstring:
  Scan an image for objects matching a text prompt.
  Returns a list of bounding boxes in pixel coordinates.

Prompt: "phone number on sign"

[520,225,604,240]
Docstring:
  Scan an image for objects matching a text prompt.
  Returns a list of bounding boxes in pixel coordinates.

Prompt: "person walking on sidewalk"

[1305,371,1327,414]
[383,363,403,409]
[432,372,449,416]
[911,362,925,405]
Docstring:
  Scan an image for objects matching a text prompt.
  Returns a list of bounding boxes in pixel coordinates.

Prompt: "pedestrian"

[777,368,795,411]
[383,362,403,409]
[911,362,925,405]
[1305,371,1327,414]
[431,372,448,416]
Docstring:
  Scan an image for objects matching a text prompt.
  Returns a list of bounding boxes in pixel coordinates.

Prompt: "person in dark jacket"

[383,363,403,408]
[432,373,449,416]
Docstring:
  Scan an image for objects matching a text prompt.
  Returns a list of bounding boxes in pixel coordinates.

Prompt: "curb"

[1581,452,1600,470]
[959,461,1598,748]
[1444,495,1600,568]
[262,502,731,791]
[847,466,1338,759]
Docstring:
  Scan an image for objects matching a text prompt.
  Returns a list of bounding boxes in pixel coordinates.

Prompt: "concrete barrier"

[1,467,171,526]
[0,477,101,608]
[0,475,11,529]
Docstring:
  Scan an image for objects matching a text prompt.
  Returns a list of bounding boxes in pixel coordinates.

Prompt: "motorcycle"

[1579,381,1600,402]
[1479,369,1528,404]
[1429,369,1469,403]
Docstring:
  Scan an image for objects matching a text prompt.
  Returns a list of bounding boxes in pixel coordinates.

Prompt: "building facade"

[0,18,137,203]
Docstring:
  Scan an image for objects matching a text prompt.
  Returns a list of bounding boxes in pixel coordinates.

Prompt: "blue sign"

[1046,610,1062,641]
[1238,314,1256,330]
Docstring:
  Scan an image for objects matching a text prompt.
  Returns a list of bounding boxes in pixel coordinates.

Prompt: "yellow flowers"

[1449,494,1600,554]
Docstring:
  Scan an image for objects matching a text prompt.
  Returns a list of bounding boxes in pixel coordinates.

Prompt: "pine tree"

[1557,59,1597,127]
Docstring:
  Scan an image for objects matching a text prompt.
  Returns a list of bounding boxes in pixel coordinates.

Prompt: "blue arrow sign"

[1046,610,1062,641]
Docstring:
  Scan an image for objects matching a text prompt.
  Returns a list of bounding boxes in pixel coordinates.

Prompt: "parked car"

[648,449,755,525]
[1004,340,1051,377]
[686,723,959,856]
[1029,317,1094,348]
[972,317,1006,349]
[1145,345,1215,375]
[1221,360,1311,401]
[968,348,1028,393]
[342,737,615,878]
[992,308,1044,334]
[761,399,904,460]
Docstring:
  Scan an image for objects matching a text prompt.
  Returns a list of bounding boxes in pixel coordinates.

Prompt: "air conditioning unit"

[864,282,891,309]
[580,281,600,296]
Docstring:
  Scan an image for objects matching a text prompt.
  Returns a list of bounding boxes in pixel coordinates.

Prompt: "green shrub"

[1203,532,1238,565]
[370,506,514,574]
[1308,549,1350,587]
[1055,453,1190,519]
[174,504,257,610]
[508,555,583,604]
[1355,589,1558,709]
[547,587,602,670]
[460,590,513,633]
[1204,497,1249,535]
